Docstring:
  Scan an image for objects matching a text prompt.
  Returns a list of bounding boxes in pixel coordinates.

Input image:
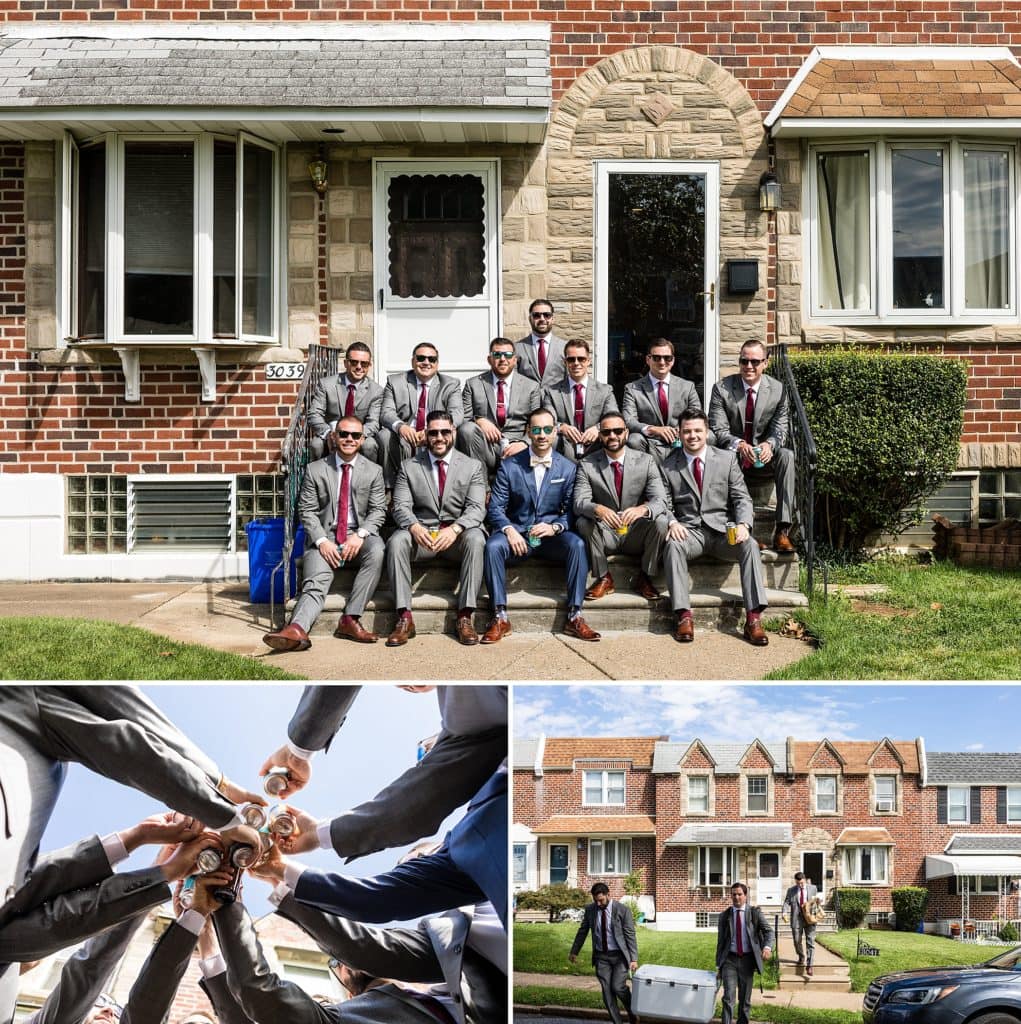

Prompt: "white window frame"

[973,875,1001,895]
[588,837,632,876]
[844,845,890,885]
[806,137,1018,325]
[583,769,626,807]
[688,775,710,814]
[947,785,971,824]
[746,775,768,814]
[61,130,280,347]
[815,774,838,814]
[513,843,528,884]
[697,846,738,889]
[1006,786,1021,824]
[874,774,897,813]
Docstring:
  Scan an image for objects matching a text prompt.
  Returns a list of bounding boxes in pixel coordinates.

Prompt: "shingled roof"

[542,737,663,770]
[945,834,1021,855]
[533,815,657,836]
[653,741,787,775]
[926,752,1021,785]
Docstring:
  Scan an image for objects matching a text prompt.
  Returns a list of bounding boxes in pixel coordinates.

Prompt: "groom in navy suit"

[482,406,600,643]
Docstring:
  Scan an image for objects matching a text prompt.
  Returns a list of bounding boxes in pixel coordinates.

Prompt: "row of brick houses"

[513,736,1021,933]
[2,5,1021,580]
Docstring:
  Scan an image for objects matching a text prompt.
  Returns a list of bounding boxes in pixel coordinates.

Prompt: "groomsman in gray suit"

[542,340,619,463]
[708,338,796,554]
[514,298,567,386]
[458,337,541,476]
[661,409,769,646]
[573,412,669,602]
[385,411,488,647]
[378,343,464,486]
[263,415,386,650]
[307,342,385,462]
[622,337,704,464]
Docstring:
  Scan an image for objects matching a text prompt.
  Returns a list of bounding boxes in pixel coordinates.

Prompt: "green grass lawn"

[817,929,1002,992]
[0,617,301,680]
[768,560,1021,679]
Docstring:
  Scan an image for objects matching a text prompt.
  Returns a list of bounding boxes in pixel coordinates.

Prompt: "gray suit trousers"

[377,427,418,488]
[721,952,756,1024]
[576,516,666,579]
[292,535,384,627]
[741,446,795,526]
[791,914,816,964]
[594,951,632,1024]
[385,527,486,611]
[664,527,767,613]
[626,432,680,466]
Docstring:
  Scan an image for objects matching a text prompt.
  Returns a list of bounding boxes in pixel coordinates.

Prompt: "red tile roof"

[542,737,664,769]
[533,815,657,835]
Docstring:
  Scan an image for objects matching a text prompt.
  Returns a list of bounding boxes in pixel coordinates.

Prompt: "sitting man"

[263,415,385,650]
[458,337,541,476]
[306,342,384,462]
[622,337,704,464]
[541,340,619,462]
[482,407,599,644]
[661,409,769,646]
[708,338,795,553]
[385,410,488,647]
[573,412,669,602]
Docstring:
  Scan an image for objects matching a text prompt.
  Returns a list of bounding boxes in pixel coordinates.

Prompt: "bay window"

[845,845,889,884]
[588,837,632,875]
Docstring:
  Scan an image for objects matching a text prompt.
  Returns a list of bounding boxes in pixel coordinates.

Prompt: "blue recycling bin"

[246,518,305,604]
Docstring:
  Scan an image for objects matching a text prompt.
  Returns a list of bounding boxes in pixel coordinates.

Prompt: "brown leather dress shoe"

[585,573,615,600]
[262,622,311,652]
[743,619,769,646]
[673,615,694,643]
[455,615,479,646]
[564,616,601,641]
[773,527,796,554]
[333,616,378,643]
[386,615,416,647]
[481,618,511,644]
[632,571,660,601]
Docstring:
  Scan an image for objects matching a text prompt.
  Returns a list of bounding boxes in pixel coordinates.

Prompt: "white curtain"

[965,149,1009,310]
[816,151,871,311]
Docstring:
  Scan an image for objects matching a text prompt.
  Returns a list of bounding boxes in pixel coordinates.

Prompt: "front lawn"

[769,560,1021,679]
[818,930,1000,991]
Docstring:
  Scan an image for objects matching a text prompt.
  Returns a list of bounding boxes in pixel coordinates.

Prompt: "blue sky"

[40,684,463,919]
[513,683,1021,751]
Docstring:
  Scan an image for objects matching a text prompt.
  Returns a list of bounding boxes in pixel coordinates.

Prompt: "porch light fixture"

[759,158,781,213]
[308,145,328,196]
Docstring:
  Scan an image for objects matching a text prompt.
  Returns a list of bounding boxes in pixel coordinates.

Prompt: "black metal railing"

[769,344,819,595]
[271,344,343,624]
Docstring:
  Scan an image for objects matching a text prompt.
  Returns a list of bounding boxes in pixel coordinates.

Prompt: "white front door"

[757,851,782,906]
[373,160,501,384]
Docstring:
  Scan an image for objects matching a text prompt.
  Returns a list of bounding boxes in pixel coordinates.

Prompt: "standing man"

[622,338,704,464]
[715,882,774,1024]
[378,342,464,486]
[542,340,619,463]
[459,337,541,476]
[482,407,600,643]
[568,883,638,1024]
[263,415,385,650]
[307,342,384,462]
[708,339,796,553]
[573,412,668,602]
[661,409,769,646]
[385,410,488,646]
[782,871,819,976]
[515,298,567,387]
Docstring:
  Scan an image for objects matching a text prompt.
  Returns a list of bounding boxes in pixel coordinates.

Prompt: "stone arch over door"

[546,46,769,370]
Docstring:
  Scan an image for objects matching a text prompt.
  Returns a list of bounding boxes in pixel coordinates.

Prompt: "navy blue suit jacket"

[486,448,576,534]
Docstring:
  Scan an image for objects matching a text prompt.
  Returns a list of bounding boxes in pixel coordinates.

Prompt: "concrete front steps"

[777,941,852,992]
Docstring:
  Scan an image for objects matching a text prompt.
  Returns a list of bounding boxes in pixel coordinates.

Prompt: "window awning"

[533,815,656,836]
[925,855,1021,880]
[766,45,1021,138]
[834,828,894,846]
[665,823,793,847]
[0,23,550,144]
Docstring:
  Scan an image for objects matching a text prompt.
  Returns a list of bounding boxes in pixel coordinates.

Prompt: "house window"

[979,470,1021,524]
[697,846,738,888]
[69,132,278,344]
[810,141,1015,321]
[66,475,128,554]
[747,775,768,813]
[947,785,970,824]
[1008,786,1021,824]
[815,775,837,813]
[513,843,528,884]
[974,875,1001,895]
[583,770,626,806]
[845,846,889,884]
[688,776,710,814]
[874,775,897,813]
[589,838,632,875]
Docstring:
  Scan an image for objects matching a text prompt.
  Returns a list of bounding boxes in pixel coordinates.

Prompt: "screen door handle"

[696,282,716,311]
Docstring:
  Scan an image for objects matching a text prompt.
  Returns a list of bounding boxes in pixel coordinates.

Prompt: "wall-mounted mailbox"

[727,259,759,295]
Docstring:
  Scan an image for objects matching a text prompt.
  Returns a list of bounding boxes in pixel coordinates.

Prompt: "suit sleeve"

[486,460,513,533]
[456,459,487,532]
[462,380,478,422]
[642,460,669,520]
[621,385,643,435]
[572,463,596,520]
[390,461,417,531]
[381,380,402,432]
[727,453,755,529]
[307,380,332,439]
[363,464,387,535]
[715,916,728,969]
[758,908,775,950]
[285,686,362,755]
[598,387,619,420]
[363,385,384,439]
[764,382,788,451]
[569,910,591,959]
[620,905,638,964]
[199,973,257,1024]
[298,465,330,548]
[120,920,198,1024]
[707,383,739,450]
[441,379,464,428]
[554,460,576,532]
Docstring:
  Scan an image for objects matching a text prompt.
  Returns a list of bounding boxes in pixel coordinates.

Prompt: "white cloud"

[965,742,984,751]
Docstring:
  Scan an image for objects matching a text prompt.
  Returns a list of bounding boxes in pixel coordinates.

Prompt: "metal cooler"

[631,964,719,1023]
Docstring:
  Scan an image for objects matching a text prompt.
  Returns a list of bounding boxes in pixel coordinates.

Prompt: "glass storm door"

[549,844,569,885]
[757,851,782,905]
[595,161,719,404]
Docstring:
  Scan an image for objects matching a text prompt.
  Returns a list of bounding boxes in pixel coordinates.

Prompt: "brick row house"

[513,736,1021,933]
[1,6,1021,578]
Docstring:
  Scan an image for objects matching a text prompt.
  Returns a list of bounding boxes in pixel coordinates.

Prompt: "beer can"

[229,843,258,869]
[180,876,196,908]
[195,847,223,874]
[726,521,738,545]
[240,803,268,829]
[268,806,296,838]
[264,767,290,797]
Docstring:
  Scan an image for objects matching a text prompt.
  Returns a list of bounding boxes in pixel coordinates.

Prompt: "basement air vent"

[129,477,234,552]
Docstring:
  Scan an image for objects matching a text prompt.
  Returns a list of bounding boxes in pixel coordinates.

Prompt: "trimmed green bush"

[1000,922,1019,943]
[834,887,872,929]
[516,885,589,922]
[788,350,967,553]
[891,887,928,932]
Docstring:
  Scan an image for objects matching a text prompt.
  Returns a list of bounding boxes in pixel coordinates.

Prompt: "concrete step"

[778,977,851,992]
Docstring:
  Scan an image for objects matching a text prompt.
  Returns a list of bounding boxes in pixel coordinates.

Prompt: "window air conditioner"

[875,799,894,812]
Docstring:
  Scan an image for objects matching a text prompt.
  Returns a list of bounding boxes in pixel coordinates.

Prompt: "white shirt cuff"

[176,908,206,936]
[284,863,307,891]
[200,954,227,979]
[316,820,333,850]
[286,739,317,761]
[268,882,293,908]
[103,832,129,868]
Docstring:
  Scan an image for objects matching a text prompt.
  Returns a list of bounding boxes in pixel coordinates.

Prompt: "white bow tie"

[530,456,552,469]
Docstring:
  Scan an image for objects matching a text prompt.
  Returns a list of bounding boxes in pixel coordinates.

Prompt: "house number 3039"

[264,363,305,380]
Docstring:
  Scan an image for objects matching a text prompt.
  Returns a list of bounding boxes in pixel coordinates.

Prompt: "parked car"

[863,944,1021,1023]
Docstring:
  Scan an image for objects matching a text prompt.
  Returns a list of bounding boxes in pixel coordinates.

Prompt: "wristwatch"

[552,523,564,535]
[356,528,369,539]
[451,524,464,536]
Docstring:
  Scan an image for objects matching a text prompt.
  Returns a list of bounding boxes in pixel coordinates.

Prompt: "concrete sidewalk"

[0,582,810,680]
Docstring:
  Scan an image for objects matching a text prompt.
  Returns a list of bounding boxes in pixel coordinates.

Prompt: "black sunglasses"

[600,427,626,437]
[649,354,674,362]
[565,356,588,364]
[530,311,553,319]
[415,354,439,364]
[739,357,764,367]
[345,358,371,368]
[426,429,453,438]
[490,350,515,359]
[336,430,363,440]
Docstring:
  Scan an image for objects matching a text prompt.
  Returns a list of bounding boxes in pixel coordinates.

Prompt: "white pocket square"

[551,477,567,484]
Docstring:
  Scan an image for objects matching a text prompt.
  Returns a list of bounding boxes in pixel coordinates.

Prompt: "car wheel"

[969,1014,1021,1024]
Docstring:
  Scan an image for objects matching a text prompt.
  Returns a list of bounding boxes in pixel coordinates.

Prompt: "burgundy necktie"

[437,458,447,501]
[344,383,355,418]
[574,383,585,429]
[335,462,351,544]
[415,383,428,432]
[743,387,755,444]
[736,909,744,955]
[612,461,623,504]
[693,456,703,494]
[496,379,507,427]
[601,907,609,951]
[800,887,805,907]
[538,339,547,378]
[657,380,669,423]
[405,989,457,1024]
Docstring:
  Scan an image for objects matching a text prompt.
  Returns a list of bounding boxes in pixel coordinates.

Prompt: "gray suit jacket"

[120,919,200,1024]
[298,454,386,548]
[622,373,702,433]
[278,895,504,1024]
[200,971,256,1024]
[461,371,541,443]
[514,333,567,387]
[573,450,669,521]
[541,378,619,431]
[716,904,774,974]
[570,900,638,965]
[382,371,464,432]
[783,883,819,918]
[308,374,385,441]
[708,373,788,452]
[661,446,754,534]
[391,450,486,532]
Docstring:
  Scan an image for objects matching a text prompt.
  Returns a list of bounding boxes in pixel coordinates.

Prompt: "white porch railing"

[936,918,1021,941]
